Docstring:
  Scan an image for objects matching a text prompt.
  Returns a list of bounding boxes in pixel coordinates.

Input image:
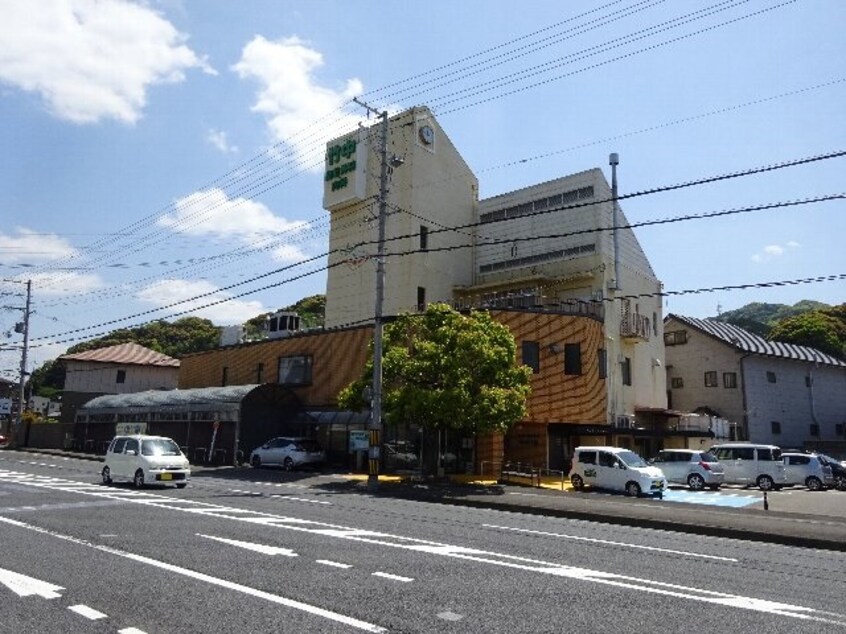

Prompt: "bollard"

[763,489,769,511]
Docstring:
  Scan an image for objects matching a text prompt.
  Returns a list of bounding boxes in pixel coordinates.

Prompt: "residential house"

[664,314,846,451]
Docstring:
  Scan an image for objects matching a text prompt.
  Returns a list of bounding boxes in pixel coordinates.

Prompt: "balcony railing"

[620,313,651,341]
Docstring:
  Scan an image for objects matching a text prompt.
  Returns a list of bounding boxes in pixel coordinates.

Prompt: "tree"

[244,294,326,338]
[65,317,220,359]
[338,304,532,470]
[768,304,846,360]
[28,360,66,399]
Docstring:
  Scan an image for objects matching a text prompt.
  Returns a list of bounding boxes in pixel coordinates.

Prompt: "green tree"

[244,294,326,338]
[65,317,220,359]
[768,304,846,360]
[338,304,532,470]
[28,359,66,399]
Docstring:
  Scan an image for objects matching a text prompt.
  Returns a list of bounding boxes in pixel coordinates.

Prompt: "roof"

[60,342,180,367]
[81,384,259,410]
[667,314,846,368]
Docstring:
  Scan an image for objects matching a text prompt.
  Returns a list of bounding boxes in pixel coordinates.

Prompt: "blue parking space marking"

[661,489,761,508]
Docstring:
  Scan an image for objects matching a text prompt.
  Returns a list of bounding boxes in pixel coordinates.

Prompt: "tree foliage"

[714,300,830,336]
[65,317,220,359]
[244,294,326,338]
[28,359,66,399]
[768,304,846,360]
[338,303,532,436]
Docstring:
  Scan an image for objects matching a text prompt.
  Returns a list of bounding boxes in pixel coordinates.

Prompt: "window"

[723,372,737,388]
[278,355,313,385]
[578,451,596,465]
[671,377,684,389]
[419,225,428,251]
[704,371,718,387]
[564,343,582,376]
[598,348,607,379]
[766,371,777,383]
[787,455,810,466]
[521,341,540,374]
[805,375,812,387]
[417,286,426,312]
[621,357,632,386]
[116,369,126,384]
[771,421,781,435]
[256,363,264,383]
[664,330,688,345]
[836,424,845,437]
[598,452,616,468]
[221,366,228,387]
[810,424,820,437]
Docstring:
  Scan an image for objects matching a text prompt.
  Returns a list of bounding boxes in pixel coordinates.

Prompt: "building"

[664,314,846,452]
[59,342,179,426]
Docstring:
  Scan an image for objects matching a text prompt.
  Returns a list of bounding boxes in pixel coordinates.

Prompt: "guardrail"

[500,462,569,490]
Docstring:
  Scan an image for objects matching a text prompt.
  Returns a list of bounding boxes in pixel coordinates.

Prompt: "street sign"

[349,430,369,451]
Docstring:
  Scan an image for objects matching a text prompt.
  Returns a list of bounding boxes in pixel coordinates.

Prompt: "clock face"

[418,124,434,145]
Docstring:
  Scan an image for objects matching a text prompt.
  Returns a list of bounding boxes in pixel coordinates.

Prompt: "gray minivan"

[711,443,787,490]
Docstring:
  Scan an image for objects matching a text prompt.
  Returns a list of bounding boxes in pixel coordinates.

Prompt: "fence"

[499,461,570,490]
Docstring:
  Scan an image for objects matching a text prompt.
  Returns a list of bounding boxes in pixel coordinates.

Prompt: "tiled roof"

[60,342,180,367]
[667,314,846,367]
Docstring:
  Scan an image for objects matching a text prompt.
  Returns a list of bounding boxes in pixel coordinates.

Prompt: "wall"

[64,361,178,394]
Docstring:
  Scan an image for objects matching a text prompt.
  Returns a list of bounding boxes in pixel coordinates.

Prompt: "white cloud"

[0,0,214,124]
[751,241,799,263]
[207,129,237,153]
[0,227,77,263]
[158,188,310,262]
[25,271,104,296]
[232,35,367,168]
[136,279,266,325]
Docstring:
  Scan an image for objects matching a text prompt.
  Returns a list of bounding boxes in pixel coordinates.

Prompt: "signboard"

[116,422,147,435]
[0,399,11,416]
[349,430,369,451]
[322,130,368,210]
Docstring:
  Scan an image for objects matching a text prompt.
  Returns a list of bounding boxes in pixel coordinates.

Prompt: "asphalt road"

[1,452,845,633]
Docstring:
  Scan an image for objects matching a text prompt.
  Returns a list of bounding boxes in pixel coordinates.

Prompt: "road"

[1,452,844,633]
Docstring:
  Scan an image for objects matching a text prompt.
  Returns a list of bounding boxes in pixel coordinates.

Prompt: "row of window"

[520,341,632,385]
[770,421,845,437]
[479,243,596,275]
[479,185,595,224]
[670,370,819,389]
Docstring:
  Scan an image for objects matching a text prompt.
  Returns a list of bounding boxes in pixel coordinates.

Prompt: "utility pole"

[353,98,389,491]
[13,280,32,446]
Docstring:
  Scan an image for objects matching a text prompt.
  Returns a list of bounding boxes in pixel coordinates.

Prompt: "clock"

[418,124,434,146]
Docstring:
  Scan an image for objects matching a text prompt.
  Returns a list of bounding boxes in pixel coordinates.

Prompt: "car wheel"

[175,483,187,489]
[756,475,774,491]
[283,457,294,471]
[133,469,145,488]
[101,466,112,485]
[251,455,261,468]
[625,481,642,497]
[835,476,846,491]
[805,476,823,491]
[687,473,706,491]
[570,474,584,490]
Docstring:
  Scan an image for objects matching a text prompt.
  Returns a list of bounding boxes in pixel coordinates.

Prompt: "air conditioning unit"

[615,416,632,429]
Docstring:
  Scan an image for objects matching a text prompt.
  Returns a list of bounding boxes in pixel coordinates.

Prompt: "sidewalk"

[9,448,846,551]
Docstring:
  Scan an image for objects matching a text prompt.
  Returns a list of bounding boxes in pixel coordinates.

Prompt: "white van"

[102,435,190,489]
[711,443,787,490]
[570,446,667,498]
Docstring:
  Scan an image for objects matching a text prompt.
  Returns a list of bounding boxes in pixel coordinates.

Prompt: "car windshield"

[141,438,182,456]
[617,450,647,468]
[296,440,322,453]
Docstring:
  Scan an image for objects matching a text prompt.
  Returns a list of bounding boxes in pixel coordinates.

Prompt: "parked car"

[711,443,787,490]
[102,435,190,488]
[817,454,846,491]
[782,452,834,491]
[0,432,7,446]
[250,437,325,470]
[650,449,725,490]
[570,446,667,498]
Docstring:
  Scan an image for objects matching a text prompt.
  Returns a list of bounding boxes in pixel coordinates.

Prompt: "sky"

[1,0,844,379]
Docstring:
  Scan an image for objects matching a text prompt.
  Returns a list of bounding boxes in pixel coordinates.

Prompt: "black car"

[817,454,846,491]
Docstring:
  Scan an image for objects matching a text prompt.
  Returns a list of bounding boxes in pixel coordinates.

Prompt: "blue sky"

[1,0,844,378]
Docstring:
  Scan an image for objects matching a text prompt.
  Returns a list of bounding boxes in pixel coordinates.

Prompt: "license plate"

[159,473,172,481]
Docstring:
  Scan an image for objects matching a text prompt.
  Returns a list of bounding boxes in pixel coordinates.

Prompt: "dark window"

[256,363,264,383]
[771,421,781,435]
[704,371,718,387]
[671,377,684,389]
[723,372,737,388]
[664,330,688,345]
[417,287,426,312]
[810,424,820,437]
[116,369,126,384]
[622,357,632,386]
[598,348,607,379]
[836,424,845,437]
[735,448,755,460]
[221,366,228,387]
[124,439,139,454]
[766,371,777,383]
[598,452,616,467]
[564,343,582,376]
[110,438,127,454]
[521,341,540,374]
[757,448,778,461]
[578,451,596,465]
[420,225,428,251]
[269,316,278,332]
[787,455,810,465]
[278,355,313,385]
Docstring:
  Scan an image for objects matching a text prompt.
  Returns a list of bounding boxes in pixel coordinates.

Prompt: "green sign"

[326,138,357,191]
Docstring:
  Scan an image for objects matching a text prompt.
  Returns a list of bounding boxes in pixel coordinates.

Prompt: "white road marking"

[0,567,64,599]
[270,495,332,505]
[68,604,107,620]
[197,534,297,556]
[118,628,148,634]
[0,515,386,633]
[372,572,414,583]
[437,611,464,621]
[3,469,845,625]
[316,560,353,569]
[481,524,738,562]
